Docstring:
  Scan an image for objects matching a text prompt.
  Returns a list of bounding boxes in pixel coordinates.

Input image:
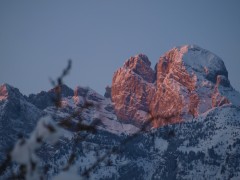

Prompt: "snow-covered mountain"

[112,45,240,127]
[0,45,240,179]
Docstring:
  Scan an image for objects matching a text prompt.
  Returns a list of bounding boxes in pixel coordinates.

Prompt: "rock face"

[0,83,22,102]
[104,86,112,99]
[28,84,74,110]
[111,54,156,125]
[111,45,239,127]
[0,84,44,161]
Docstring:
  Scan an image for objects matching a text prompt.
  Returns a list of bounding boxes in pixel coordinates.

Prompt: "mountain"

[0,84,43,160]
[112,45,240,127]
[49,104,240,180]
[0,45,240,179]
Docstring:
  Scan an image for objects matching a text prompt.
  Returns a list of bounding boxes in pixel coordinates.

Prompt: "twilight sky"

[0,0,240,95]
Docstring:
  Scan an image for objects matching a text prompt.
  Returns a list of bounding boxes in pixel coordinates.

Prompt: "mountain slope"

[0,84,44,161]
[45,105,240,180]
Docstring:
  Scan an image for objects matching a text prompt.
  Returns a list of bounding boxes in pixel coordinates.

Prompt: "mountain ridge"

[1,44,240,179]
[111,44,240,127]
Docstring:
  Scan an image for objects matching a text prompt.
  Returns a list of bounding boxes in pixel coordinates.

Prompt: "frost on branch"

[10,116,63,180]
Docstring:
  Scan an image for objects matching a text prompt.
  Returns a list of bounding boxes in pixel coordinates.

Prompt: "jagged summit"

[74,85,92,97]
[0,83,22,101]
[28,84,73,110]
[48,84,74,97]
[124,54,152,67]
[111,45,239,127]
[163,44,229,84]
[121,53,155,83]
[0,83,11,97]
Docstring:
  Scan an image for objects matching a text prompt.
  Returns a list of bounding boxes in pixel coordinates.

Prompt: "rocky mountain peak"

[49,84,74,97]
[124,53,151,68]
[0,84,10,99]
[111,45,238,128]
[163,45,229,84]
[104,86,112,99]
[28,84,74,110]
[74,86,89,97]
[0,83,22,101]
[123,54,155,83]
[111,54,156,125]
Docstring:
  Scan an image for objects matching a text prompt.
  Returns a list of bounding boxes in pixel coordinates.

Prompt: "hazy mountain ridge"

[0,45,240,179]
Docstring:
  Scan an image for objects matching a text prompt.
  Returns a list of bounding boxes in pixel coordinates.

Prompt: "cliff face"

[111,45,239,127]
[111,54,156,125]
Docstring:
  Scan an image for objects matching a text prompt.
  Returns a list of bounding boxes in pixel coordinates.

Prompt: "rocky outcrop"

[28,84,74,109]
[111,54,155,125]
[104,86,112,99]
[0,83,22,101]
[111,45,236,127]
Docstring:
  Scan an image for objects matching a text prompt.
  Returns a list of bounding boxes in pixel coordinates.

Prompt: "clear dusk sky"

[0,0,240,95]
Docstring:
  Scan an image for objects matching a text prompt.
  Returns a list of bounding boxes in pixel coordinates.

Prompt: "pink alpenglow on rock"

[111,45,239,128]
